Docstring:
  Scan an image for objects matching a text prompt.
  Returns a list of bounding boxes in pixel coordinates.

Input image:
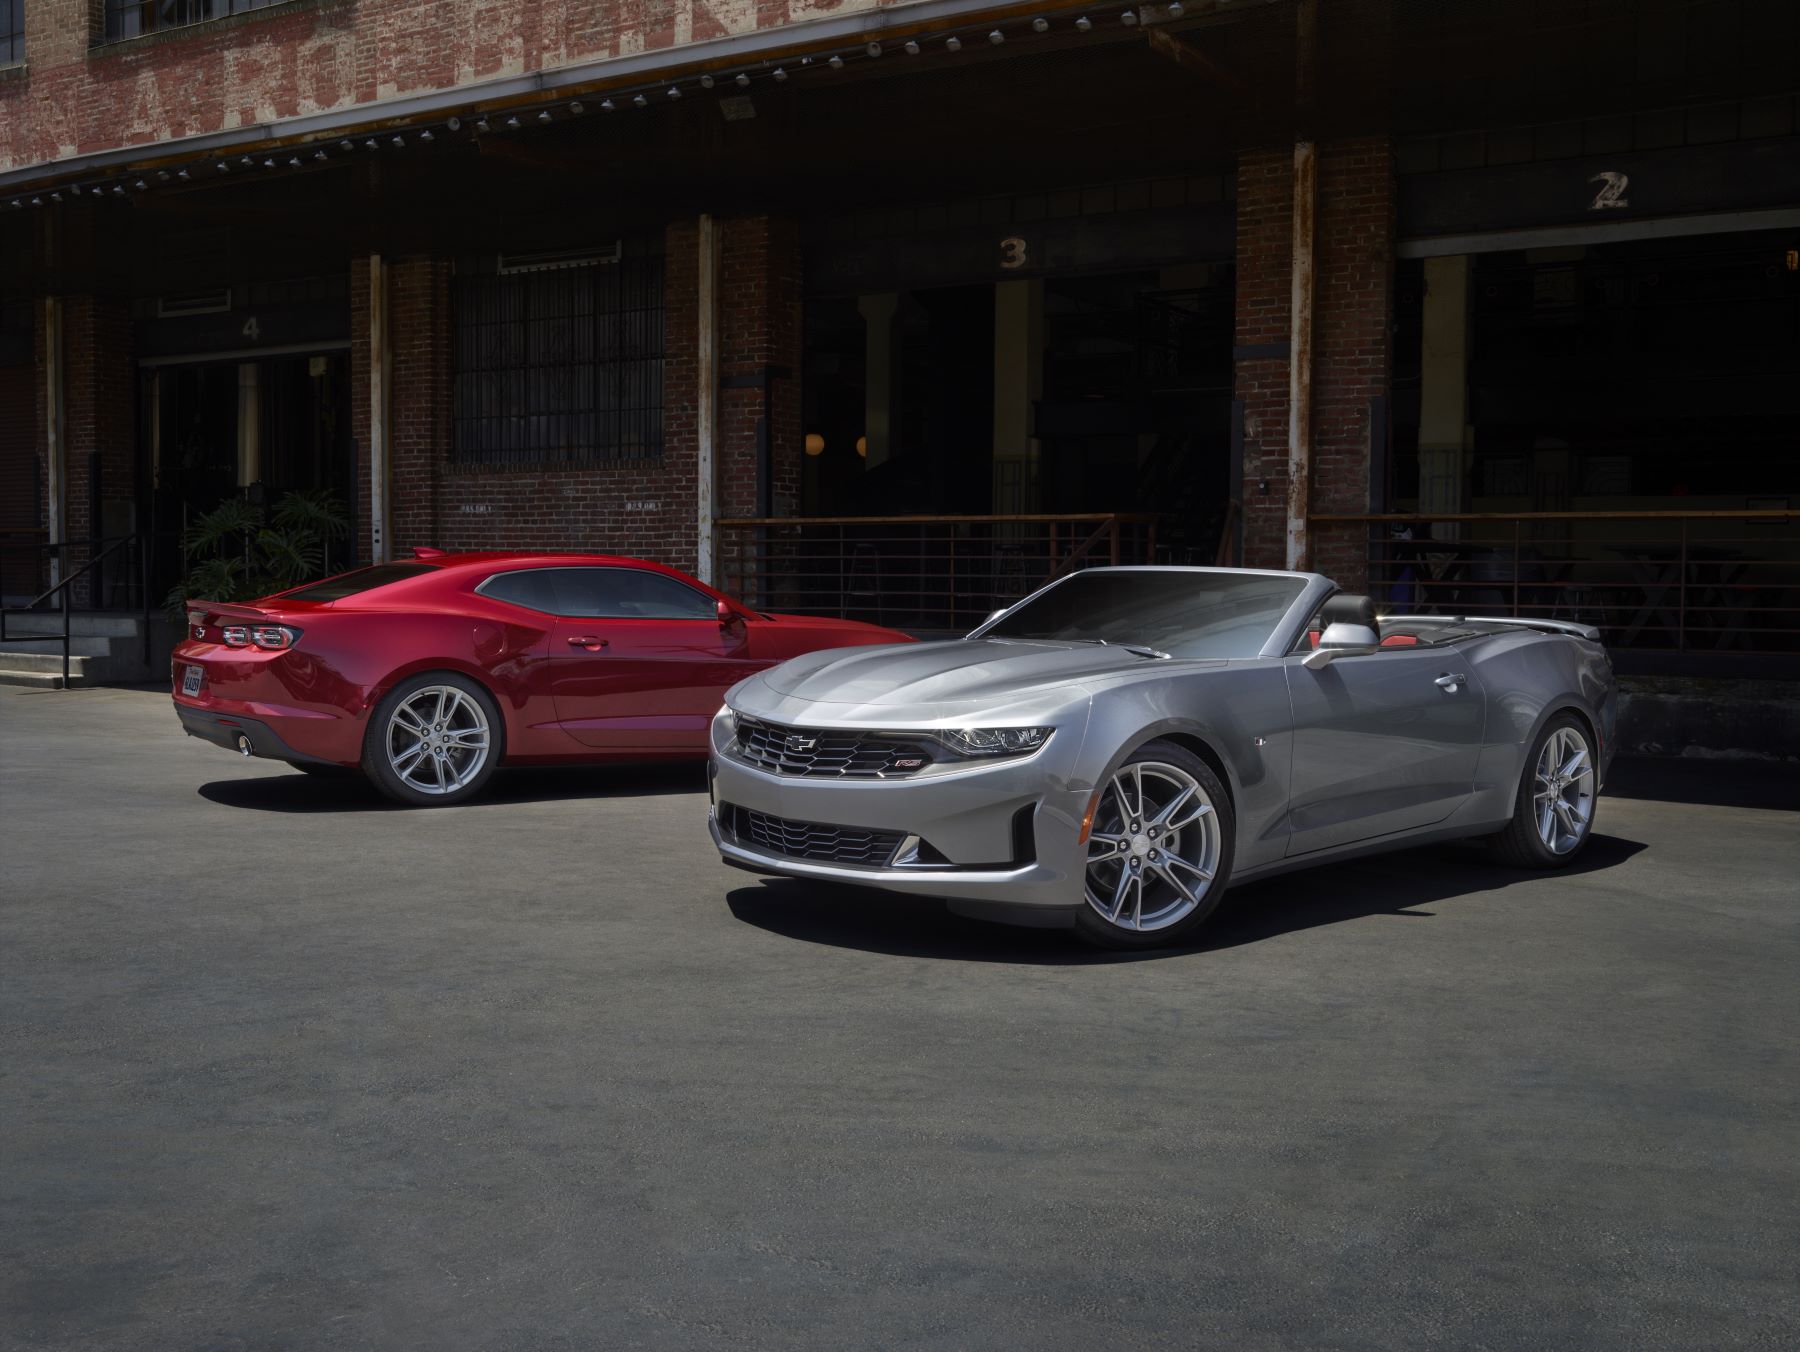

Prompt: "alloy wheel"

[1533,724,1595,855]
[385,685,491,797]
[1084,761,1221,932]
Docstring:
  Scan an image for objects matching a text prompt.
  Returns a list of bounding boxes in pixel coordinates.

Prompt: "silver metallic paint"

[708,567,1617,929]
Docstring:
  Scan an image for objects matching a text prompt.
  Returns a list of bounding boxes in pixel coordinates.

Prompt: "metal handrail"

[1308,509,1800,655]
[0,534,149,688]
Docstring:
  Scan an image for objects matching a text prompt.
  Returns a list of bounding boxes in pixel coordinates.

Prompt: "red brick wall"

[343,214,801,579]
[2,0,891,173]
[1233,137,1393,591]
[58,295,135,604]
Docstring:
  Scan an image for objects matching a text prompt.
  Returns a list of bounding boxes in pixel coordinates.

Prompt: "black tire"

[1490,712,1598,868]
[361,672,504,807]
[1073,739,1236,951]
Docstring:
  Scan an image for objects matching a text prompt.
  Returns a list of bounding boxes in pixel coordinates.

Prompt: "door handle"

[1435,673,1467,693]
[567,635,609,651]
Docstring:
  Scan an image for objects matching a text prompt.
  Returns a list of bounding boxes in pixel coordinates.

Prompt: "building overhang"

[0,0,1227,193]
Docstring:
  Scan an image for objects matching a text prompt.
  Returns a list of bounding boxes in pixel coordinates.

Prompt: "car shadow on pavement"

[197,761,706,812]
[725,832,1648,964]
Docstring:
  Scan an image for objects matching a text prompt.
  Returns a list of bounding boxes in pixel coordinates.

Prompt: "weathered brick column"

[1234,138,1395,591]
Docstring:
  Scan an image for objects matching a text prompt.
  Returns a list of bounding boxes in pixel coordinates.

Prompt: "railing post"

[1677,517,1688,651]
[61,550,72,689]
[1512,518,1521,617]
[1109,517,1120,567]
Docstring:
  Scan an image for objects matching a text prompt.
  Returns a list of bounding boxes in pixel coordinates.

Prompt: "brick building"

[3,0,1797,661]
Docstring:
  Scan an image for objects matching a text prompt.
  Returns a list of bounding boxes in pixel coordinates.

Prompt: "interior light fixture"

[804,434,826,457]
[945,36,962,51]
[988,29,1005,44]
[828,55,844,68]
[904,40,920,55]
[1033,16,1049,31]
[1075,16,1093,31]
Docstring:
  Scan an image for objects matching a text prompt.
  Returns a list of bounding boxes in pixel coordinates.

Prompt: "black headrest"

[1320,593,1378,633]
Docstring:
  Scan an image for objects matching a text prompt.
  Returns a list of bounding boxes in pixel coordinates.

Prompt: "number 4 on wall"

[241,316,261,341]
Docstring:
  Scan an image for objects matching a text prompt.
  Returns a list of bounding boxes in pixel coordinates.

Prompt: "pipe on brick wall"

[368,254,391,565]
[696,215,720,585]
[1285,0,1318,573]
[1285,138,1315,572]
[43,296,64,588]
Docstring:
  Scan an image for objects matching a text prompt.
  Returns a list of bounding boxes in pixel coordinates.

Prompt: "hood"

[758,638,1181,708]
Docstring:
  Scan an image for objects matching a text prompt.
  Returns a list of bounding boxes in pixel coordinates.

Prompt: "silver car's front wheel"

[1081,751,1228,944]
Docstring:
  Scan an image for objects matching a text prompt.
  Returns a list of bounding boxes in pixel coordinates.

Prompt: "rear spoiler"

[185,600,275,624]
[1381,614,1603,643]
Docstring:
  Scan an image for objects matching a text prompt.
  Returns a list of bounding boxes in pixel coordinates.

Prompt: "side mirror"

[717,598,744,629]
[1301,622,1380,670]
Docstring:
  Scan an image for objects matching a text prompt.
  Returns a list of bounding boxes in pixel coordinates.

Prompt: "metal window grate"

[103,1,286,43]
[452,239,664,467]
[2,0,23,63]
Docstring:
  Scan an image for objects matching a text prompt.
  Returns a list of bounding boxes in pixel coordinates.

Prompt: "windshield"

[983,570,1306,659]
[278,563,437,603]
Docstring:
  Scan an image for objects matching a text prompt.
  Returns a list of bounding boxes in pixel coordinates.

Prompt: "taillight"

[251,625,300,650]
[220,624,300,650]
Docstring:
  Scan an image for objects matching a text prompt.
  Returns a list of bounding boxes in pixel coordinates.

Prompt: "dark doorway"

[146,351,354,599]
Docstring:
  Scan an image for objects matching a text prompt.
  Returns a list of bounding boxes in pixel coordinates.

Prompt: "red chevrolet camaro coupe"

[171,549,912,805]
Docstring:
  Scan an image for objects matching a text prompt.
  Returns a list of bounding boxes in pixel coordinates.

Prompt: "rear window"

[280,563,437,603]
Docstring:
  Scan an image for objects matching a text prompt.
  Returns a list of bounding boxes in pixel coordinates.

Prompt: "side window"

[550,568,715,620]
[478,569,563,614]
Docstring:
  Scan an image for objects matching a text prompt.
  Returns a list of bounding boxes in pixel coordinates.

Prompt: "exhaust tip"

[236,734,253,757]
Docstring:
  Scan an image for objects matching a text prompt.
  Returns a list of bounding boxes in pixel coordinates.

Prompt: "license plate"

[182,664,204,697]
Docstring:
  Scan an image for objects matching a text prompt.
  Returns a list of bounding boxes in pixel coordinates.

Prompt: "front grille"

[726,805,906,866]
[731,714,936,779]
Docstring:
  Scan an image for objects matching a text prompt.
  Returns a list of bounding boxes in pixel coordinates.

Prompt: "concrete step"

[1,610,147,638]
[0,651,125,686]
[0,635,114,657]
[0,654,103,688]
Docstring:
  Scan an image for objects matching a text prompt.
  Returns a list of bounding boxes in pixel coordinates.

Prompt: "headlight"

[937,727,1052,758]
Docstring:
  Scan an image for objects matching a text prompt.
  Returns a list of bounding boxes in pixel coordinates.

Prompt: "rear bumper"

[706,707,1090,921]
[175,705,342,766]
[171,645,364,767]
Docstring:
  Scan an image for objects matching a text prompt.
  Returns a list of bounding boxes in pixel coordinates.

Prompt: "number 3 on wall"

[999,236,1028,270]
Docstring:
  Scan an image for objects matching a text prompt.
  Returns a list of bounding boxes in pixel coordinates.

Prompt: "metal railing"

[0,533,152,687]
[716,513,1160,631]
[1308,510,1800,653]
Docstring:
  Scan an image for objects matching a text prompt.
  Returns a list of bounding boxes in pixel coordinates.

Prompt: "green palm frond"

[257,528,323,585]
[182,497,264,555]
[271,489,351,542]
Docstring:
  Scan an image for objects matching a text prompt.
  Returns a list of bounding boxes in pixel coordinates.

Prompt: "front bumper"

[707,707,1092,920]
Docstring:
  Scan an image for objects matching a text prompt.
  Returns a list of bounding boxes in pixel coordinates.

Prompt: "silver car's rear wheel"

[1491,712,1598,868]
[1083,759,1223,935]
[1533,724,1595,855]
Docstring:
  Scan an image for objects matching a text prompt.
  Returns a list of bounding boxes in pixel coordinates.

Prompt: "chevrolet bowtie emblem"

[785,734,817,752]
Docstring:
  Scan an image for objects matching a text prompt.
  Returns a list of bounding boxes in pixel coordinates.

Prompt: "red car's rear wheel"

[362,673,503,807]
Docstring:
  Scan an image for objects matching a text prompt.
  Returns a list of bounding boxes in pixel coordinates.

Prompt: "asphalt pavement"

[2,684,1796,1351]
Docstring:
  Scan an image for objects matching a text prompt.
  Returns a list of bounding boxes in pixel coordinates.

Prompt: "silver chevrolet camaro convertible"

[707,567,1617,949]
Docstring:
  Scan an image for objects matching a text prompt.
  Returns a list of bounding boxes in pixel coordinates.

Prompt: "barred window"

[3,0,23,64]
[104,1,287,43]
[452,240,665,467]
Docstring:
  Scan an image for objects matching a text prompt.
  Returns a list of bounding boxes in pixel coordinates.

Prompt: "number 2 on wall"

[1587,171,1629,211]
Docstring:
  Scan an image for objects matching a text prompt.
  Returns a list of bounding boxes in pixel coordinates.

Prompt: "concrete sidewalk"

[2,686,1796,1351]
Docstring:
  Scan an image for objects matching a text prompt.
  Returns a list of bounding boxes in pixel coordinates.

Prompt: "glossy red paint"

[170,552,913,771]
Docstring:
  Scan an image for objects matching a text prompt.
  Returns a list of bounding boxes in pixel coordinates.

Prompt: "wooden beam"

[1144,27,1248,93]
